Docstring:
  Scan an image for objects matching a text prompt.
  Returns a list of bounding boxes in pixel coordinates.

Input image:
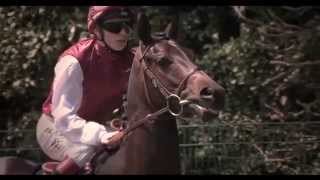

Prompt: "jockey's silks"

[42,38,133,124]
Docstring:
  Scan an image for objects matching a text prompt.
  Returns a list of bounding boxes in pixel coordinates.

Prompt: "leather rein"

[121,43,199,136]
[91,42,200,168]
[91,40,199,171]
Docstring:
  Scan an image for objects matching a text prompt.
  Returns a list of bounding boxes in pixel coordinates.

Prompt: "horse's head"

[135,13,225,122]
[93,13,226,175]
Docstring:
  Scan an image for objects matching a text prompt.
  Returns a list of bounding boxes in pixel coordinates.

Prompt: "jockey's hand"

[101,131,125,150]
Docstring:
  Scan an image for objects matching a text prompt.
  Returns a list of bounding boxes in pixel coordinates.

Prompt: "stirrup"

[110,118,127,131]
[41,161,60,175]
[82,162,94,175]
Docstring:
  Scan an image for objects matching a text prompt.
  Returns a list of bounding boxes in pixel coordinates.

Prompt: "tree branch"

[232,6,264,26]
[262,72,287,86]
[266,9,303,31]
[270,60,320,67]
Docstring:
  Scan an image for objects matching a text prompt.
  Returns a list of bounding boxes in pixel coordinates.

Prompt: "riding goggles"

[99,19,133,34]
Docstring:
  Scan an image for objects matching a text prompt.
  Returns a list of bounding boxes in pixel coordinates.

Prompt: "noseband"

[114,41,200,139]
[139,43,199,116]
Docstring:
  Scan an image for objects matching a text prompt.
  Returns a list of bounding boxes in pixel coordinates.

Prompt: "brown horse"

[93,13,225,175]
[0,13,225,175]
[0,156,40,174]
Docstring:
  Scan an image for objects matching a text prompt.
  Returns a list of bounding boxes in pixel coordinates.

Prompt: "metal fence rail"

[1,120,320,174]
[177,121,320,174]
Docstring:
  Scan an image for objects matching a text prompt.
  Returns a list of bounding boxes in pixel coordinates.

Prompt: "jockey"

[36,6,135,174]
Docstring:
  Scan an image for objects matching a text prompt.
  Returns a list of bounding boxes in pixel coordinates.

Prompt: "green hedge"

[0,6,319,174]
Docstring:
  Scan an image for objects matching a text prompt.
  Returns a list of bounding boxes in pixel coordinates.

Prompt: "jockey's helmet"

[87,6,134,35]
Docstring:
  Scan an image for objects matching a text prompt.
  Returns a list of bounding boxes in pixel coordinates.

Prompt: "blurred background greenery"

[0,6,320,174]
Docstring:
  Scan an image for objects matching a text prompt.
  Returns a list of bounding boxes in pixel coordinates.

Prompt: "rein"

[121,43,199,136]
[121,94,192,136]
[92,42,202,171]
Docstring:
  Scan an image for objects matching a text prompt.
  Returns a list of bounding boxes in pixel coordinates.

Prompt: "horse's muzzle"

[188,103,219,122]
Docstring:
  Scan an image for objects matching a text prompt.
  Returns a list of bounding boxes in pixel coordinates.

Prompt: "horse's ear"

[164,15,179,40]
[137,12,153,45]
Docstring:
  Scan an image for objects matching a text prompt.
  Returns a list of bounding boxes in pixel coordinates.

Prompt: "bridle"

[92,39,201,167]
[140,43,199,115]
[121,40,200,136]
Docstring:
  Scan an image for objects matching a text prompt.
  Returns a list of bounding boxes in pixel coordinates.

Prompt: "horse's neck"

[127,52,180,145]
[95,47,181,174]
[126,64,178,140]
[126,109,179,161]
[126,64,179,154]
[127,107,179,139]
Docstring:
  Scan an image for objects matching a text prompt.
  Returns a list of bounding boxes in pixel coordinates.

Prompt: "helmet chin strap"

[96,28,110,49]
[95,29,126,51]
[94,27,128,52]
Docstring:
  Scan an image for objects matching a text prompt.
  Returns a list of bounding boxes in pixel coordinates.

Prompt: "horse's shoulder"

[0,156,39,175]
[1,156,37,165]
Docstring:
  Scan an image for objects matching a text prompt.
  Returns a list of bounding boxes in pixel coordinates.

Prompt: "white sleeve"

[51,55,115,146]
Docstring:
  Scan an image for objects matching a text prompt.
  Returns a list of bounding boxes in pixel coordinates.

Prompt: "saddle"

[38,147,119,175]
[38,115,128,174]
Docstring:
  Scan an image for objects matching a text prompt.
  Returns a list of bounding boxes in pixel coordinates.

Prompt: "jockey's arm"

[51,55,117,146]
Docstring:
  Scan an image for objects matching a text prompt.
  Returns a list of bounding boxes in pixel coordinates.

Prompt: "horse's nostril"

[200,87,214,100]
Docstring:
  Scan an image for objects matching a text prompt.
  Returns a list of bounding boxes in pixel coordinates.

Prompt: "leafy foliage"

[176,6,320,174]
[0,6,320,174]
[0,6,87,160]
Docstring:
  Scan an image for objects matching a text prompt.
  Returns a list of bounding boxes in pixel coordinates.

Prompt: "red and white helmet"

[87,6,134,34]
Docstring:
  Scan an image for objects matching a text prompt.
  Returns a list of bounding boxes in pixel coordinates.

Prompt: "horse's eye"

[157,57,172,67]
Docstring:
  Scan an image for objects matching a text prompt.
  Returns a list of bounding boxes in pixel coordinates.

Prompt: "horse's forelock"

[167,40,194,64]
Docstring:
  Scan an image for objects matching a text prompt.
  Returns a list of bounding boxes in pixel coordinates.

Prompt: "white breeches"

[36,114,97,167]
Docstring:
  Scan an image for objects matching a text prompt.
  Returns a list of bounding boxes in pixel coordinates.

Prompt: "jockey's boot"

[54,157,81,175]
[40,162,60,175]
